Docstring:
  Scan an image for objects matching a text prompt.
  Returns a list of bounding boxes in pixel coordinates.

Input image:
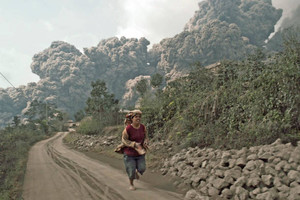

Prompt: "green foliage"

[24,100,65,135]
[136,79,148,96]
[11,116,21,127]
[74,110,85,122]
[85,80,119,119]
[77,117,103,135]
[80,80,120,135]
[0,125,47,200]
[140,39,300,149]
[150,73,163,88]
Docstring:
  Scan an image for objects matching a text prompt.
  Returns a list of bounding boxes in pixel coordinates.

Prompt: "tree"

[150,73,163,88]
[136,79,148,96]
[74,110,85,122]
[85,80,119,121]
[24,100,63,135]
[12,116,21,127]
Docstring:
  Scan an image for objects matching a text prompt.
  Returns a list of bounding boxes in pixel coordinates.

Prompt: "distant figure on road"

[121,109,149,191]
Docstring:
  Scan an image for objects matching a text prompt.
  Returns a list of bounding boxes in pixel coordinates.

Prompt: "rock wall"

[160,139,300,200]
[67,134,119,152]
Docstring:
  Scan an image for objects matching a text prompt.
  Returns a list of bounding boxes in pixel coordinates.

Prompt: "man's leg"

[136,155,146,175]
[124,155,137,190]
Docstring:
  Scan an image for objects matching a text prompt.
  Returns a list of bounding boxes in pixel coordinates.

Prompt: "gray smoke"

[149,0,282,81]
[272,0,300,32]
[1,0,297,127]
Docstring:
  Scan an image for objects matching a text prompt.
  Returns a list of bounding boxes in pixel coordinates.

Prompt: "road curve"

[22,132,183,200]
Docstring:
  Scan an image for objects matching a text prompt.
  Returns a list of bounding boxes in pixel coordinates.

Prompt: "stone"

[234,176,246,187]
[160,168,168,175]
[236,147,248,156]
[277,184,289,193]
[199,180,206,188]
[252,187,261,195]
[247,176,261,187]
[236,157,247,168]
[290,185,300,199]
[261,187,268,192]
[278,191,289,199]
[192,181,200,188]
[191,174,201,184]
[202,160,208,168]
[228,159,236,168]
[265,165,277,176]
[249,146,260,153]
[247,154,258,161]
[215,169,224,178]
[224,168,242,180]
[283,163,292,172]
[222,151,231,160]
[212,178,229,190]
[290,181,300,188]
[208,186,219,197]
[181,167,193,179]
[197,169,209,181]
[271,138,282,145]
[267,156,275,163]
[288,170,300,183]
[185,189,209,200]
[193,159,203,168]
[256,189,278,200]
[261,175,273,186]
[244,160,256,171]
[272,157,281,164]
[273,177,282,187]
[249,188,260,199]
[275,160,288,171]
[224,174,234,184]
[221,188,233,199]
[199,185,208,195]
[235,186,249,200]
[282,175,291,186]
[277,150,291,161]
[258,152,272,162]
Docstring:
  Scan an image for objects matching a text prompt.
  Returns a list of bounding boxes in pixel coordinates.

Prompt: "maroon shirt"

[123,124,146,156]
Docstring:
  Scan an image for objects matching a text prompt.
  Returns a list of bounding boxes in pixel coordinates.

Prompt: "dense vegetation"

[0,126,45,200]
[0,102,67,200]
[76,80,122,135]
[140,36,300,149]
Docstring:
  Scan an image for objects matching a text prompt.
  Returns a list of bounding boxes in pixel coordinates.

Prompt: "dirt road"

[22,132,184,200]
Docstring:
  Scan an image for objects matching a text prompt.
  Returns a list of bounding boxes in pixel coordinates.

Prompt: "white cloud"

[0,48,39,88]
[116,0,199,45]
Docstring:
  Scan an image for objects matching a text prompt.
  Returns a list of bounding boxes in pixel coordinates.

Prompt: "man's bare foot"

[129,185,136,191]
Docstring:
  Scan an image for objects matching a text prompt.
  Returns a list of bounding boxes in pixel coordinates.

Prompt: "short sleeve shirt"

[123,124,146,156]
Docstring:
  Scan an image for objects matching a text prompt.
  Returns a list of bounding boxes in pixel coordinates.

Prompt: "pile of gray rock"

[160,139,300,200]
[70,134,118,151]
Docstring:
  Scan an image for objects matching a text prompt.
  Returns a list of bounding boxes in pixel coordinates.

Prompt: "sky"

[0,0,299,89]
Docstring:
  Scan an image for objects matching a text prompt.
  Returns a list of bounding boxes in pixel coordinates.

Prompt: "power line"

[0,72,17,89]
[0,71,31,101]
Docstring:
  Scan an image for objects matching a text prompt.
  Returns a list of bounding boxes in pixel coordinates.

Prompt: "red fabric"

[123,124,146,156]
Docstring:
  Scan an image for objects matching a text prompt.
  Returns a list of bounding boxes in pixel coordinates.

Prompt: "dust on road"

[22,132,183,200]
